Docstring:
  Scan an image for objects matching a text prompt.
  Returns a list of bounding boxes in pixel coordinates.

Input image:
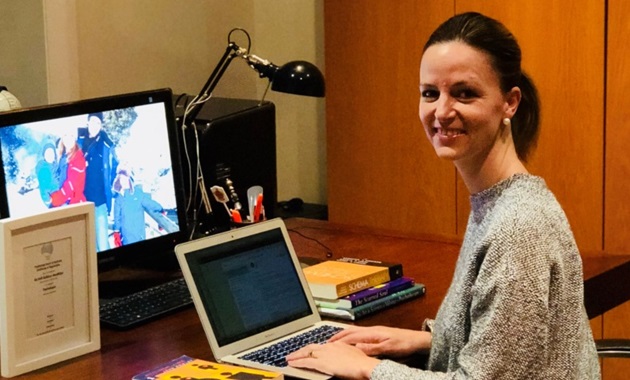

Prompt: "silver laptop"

[175,218,350,380]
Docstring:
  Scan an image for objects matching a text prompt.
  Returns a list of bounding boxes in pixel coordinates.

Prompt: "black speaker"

[173,96,277,234]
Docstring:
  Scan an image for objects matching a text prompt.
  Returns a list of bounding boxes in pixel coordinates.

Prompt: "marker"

[231,209,242,223]
[254,193,263,222]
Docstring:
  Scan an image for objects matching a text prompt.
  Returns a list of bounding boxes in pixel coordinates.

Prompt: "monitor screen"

[0,88,188,272]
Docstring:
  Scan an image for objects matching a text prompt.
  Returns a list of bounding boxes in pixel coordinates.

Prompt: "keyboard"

[99,277,193,329]
[240,325,344,367]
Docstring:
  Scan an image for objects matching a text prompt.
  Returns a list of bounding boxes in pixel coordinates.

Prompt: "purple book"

[314,276,414,309]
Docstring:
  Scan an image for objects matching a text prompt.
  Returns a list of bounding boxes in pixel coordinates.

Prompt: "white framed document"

[0,202,100,377]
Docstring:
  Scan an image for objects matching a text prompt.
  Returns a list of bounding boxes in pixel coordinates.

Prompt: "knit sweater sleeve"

[456,220,555,379]
[371,359,447,379]
[370,227,555,380]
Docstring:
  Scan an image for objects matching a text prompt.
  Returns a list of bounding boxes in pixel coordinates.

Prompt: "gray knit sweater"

[371,174,600,379]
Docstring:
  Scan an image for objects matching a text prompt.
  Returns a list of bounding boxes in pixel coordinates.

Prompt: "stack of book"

[302,257,425,321]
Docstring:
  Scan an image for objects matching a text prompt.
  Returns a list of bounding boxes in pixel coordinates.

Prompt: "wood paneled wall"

[325,0,605,252]
[602,1,630,378]
[605,0,630,254]
[325,1,457,237]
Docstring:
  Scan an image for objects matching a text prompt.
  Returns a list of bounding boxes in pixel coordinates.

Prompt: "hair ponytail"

[512,72,540,162]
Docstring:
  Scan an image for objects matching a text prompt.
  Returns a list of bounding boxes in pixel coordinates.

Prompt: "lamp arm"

[184,42,246,125]
[245,54,280,80]
[183,27,324,125]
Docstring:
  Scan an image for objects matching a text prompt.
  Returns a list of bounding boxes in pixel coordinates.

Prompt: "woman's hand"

[286,341,380,379]
[329,325,431,357]
[286,326,431,379]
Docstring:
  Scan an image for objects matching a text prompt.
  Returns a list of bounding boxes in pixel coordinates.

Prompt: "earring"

[502,118,511,127]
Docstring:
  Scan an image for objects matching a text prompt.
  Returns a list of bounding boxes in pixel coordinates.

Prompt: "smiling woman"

[287,12,601,380]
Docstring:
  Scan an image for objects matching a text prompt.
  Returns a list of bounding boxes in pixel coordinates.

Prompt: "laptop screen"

[185,228,312,346]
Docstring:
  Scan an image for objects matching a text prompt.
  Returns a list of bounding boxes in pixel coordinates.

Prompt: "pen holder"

[230,218,266,229]
[209,180,266,230]
[230,207,266,229]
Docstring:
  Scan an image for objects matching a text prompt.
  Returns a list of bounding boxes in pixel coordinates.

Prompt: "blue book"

[314,276,414,309]
[317,283,426,321]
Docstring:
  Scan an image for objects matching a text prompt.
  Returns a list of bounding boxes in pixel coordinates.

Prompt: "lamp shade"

[271,61,325,97]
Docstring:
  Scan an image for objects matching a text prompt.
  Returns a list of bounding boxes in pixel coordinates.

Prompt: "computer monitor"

[0,88,188,273]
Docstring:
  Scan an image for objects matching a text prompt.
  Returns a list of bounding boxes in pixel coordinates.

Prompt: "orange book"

[132,355,283,380]
[302,260,390,300]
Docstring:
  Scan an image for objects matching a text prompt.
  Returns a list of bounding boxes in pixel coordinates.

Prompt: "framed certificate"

[0,203,100,377]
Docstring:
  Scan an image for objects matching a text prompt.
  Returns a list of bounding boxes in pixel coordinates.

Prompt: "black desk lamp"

[183,28,325,126]
[181,28,325,229]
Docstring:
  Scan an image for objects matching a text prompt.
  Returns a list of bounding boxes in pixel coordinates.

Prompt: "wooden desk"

[5,218,630,379]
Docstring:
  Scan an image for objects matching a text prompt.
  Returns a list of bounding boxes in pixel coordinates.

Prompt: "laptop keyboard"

[240,325,344,367]
[99,277,193,329]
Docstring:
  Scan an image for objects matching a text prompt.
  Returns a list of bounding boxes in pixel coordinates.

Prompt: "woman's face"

[61,130,77,151]
[419,41,519,166]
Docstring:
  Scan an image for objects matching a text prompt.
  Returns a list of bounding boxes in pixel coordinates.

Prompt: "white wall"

[0,0,326,205]
[44,0,80,103]
[0,0,48,107]
[253,1,327,206]
[75,0,327,205]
